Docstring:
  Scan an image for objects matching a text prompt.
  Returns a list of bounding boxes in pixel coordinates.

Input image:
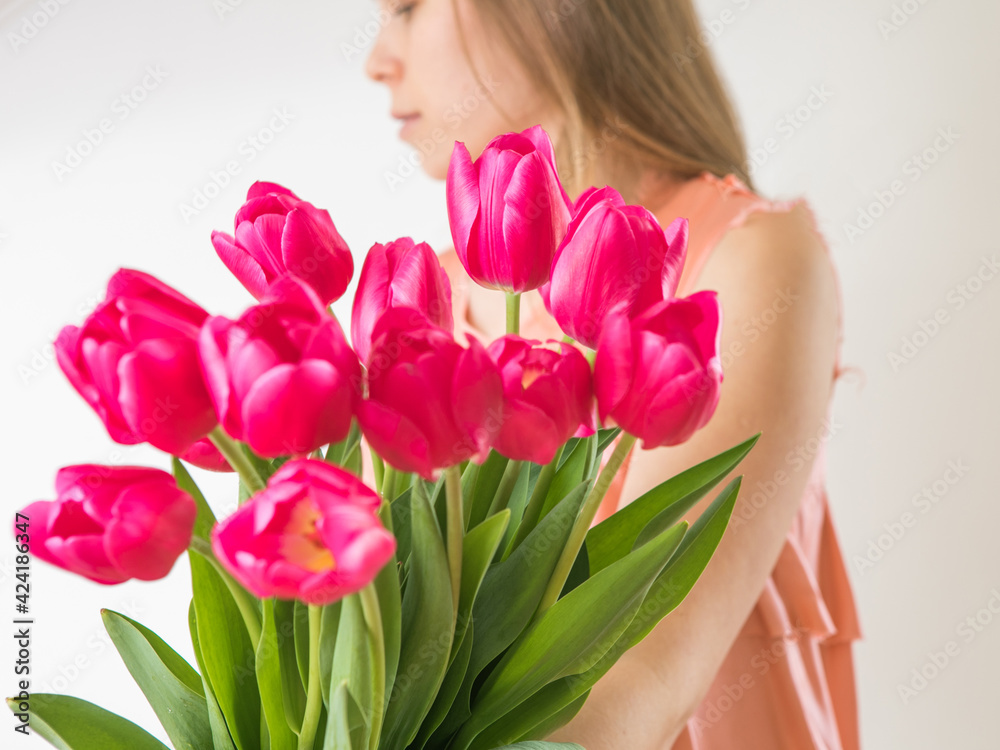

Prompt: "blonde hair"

[455,0,754,201]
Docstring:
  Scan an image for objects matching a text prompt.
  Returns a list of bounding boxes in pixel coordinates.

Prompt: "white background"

[1,0,997,747]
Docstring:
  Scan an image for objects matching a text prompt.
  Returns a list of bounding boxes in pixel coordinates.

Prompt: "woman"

[365,1,862,748]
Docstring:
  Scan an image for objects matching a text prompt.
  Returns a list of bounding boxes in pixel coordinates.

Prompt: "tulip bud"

[541,186,689,349]
[595,292,723,448]
[55,268,217,455]
[211,459,395,605]
[16,465,196,584]
[447,125,573,293]
[211,181,354,304]
[198,276,362,459]
[358,309,503,480]
[486,335,595,464]
[351,237,454,365]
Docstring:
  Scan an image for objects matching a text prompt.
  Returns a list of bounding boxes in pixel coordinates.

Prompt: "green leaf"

[189,601,238,750]
[460,459,481,529]
[389,486,414,567]
[610,477,743,653]
[580,433,599,481]
[326,419,362,466]
[467,450,510,529]
[457,509,510,648]
[491,743,585,749]
[255,600,298,750]
[326,595,372,749]
[5,694,170,750]
[172,457,217,541]
[595,427,622,455]
[242,443,275,483]
[458,521,688,746]
[537,440,591,521]
[411,509,509,750]
[323,680,355,750]
[293,601,311,696]
[586,433,759,576]
[189,551,261,750]
[488,686,590,747]
[495,465,533,564]
[412,619,475,750]
[494,477,744,738]
[380,480,455,749]
[101,609,211,750]
[375,500,403,713]
[319,600,344,706]
[429,482,590,745]
[342,438,363,478]
[272,599,306,733]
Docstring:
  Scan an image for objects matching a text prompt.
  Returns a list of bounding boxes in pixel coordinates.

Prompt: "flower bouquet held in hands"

[10,125,758,750]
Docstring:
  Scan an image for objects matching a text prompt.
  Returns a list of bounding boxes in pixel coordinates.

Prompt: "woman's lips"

[395,113,420,138]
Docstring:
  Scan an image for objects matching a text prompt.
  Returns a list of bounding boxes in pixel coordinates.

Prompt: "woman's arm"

[545,202,841,749]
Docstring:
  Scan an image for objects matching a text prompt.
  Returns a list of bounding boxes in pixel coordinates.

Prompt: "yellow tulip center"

[280,499,336,573]
[521,362,546,390]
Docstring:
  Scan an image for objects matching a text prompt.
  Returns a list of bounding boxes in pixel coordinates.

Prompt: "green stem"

[372,452,385,495]
[535,432,638,616]
[382,465,398,502]
[506,292,521,336]
[189,536,262,644]
[487,459,522,516]
[298,605,324,750]
[507,445,564,556]
[445,466,463,613]
[208,426,266,496]
[359,584,385,750]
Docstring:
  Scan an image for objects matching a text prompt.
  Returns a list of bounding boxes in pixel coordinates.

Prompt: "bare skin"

[366,2,840,747]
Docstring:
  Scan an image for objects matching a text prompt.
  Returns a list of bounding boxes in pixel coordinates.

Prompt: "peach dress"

[438,171,863,750]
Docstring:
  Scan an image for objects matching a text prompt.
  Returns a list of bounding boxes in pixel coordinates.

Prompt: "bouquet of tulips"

[9,125,757,750]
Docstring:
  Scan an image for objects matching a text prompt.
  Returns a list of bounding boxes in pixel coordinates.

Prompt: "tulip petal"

[446,141,480,268]
[236,213,287,274]
[281,203,354,304]
[357,399,435,479]
[117,339,216,454]
[197,316,240,432]
[451,336,503,463]
[594,307,635,422]
[241,360,354,457]
[212,230,269,299]
[661,216,689,299]
[105,482,195,580]
[47,531,128,584]
[247,180,299,202]
[494,398,563,464]
[106,268,208,327]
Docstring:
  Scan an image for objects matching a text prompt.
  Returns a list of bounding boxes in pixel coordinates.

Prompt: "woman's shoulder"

[670,172,834,298]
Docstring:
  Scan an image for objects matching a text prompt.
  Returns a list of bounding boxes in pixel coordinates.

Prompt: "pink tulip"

[198,276,362,459]
[351,237,454,364]
[211,459,395,605]
[486,336,596,464]
[55,269,217,455]
[178,438,235,473]
[358,309,503,480]
[447,125,573,293]
[211,181,353,305]
[594,292,724,449]
[540,186,689,349]
[16,465,196,584]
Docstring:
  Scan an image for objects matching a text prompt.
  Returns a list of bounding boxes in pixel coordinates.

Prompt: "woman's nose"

[364,30,401,85]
